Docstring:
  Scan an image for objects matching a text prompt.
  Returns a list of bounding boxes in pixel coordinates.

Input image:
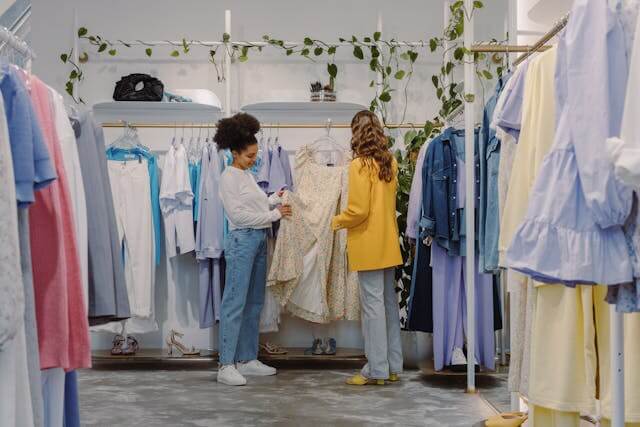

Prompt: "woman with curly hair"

[215,113,292,386]
[332,110,404,385]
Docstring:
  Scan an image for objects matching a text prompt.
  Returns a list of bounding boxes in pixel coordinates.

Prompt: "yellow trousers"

[528,285,640,425]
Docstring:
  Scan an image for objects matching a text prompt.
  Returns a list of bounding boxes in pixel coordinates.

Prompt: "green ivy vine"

[60,0,504,325]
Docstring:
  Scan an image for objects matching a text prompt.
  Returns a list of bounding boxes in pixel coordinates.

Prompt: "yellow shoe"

[346,374,385,386]
[484,412,527,427]
[388,373,400,382]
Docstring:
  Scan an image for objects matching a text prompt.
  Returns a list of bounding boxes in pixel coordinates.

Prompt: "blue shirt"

[1,66,56,206]
[106,146,162,265]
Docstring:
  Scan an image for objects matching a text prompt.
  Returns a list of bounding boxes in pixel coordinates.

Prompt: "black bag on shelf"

[113,73,164,101]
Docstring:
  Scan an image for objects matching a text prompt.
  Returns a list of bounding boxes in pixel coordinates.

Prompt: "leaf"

[437,87,443,99]
[394,70,405,80]
[374,31,381,41]
[369,58,378,71]
[338,37,346,43]
[452,0,464,9]
[209,49,216,57]
[328,46,337,55]
[482,70,493,79]
[352,35,358,43]
[223,33,230,42]
[400,52,410,61]
[286,49,293,56]
[327,63,338,78]
[430,38,438,52]
[473,0,484,8]
[301,48,310,56]
[146,48,153,57]
[314,47,323,56]
[88,36,96,42]
[262,35,270,41]
[454,47,464,61]
[371,46,380,58]
[170,50,180,57]
[304,37,313,46]
[69,70,78,79]
[353,46,364,60]
[363,37,371,43]
[455,21,464,37]
[65,81,74,96]
[386,66,392,75]
[445,61,454,75]
[98,43,107,53]
[369,80,375,87]
[379,91,391,102]
[182,38,190,53]
[464,93,475,102]
[431,75,439,88]
[77,27,88,37]
[408,51,418,63]
[239,55,249,62]
[60,53,68,63]
[79,52,89,63]
[108,49,117,56]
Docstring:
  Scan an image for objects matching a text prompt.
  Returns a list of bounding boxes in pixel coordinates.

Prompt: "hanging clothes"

[49,89,89,311]
[72,111,130,326]
[0,89,37,427]
[27,74,91,371]
[278,145,294,191]
[406,142,429,240]
[160,143,196,257]
[195,144,225,327]
[268,146,359,323]
[505,0,633,286]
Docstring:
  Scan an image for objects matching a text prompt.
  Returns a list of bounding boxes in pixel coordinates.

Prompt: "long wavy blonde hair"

[350,110,394,182]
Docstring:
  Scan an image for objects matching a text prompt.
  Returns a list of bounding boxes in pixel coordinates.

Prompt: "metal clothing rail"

[100,122,442,130]
[513,13,569,66]
[470,44,552,53]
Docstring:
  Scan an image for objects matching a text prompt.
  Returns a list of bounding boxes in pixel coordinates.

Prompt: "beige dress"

[268,146,359,323]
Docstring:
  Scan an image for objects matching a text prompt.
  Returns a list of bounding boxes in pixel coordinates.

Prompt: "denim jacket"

[420,127,480,256]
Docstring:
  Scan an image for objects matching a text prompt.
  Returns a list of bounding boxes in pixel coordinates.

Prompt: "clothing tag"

[123,153,137,160]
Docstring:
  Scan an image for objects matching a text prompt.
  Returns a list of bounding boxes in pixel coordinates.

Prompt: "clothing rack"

[0,24,35,59]
[100,122,443,130]
[465,9,626,427]
[513,14,569,66]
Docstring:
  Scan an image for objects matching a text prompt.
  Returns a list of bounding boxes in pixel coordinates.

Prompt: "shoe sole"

[217,378,247,386]
[237,370,277,377]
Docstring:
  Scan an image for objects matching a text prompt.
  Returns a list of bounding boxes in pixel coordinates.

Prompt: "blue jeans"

[219,229,267,365]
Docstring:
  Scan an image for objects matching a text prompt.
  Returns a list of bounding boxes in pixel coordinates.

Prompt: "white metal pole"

[443,1,452,128]
[376,11,383,103]
[463,0,476,394]
[611,308,624,427]
[224,10,232,117]
[72,8,79,102]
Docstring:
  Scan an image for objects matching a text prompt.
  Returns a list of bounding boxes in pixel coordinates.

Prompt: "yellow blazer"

[332,156,403,272]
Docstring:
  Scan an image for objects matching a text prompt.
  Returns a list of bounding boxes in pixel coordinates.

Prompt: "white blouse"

[219,165,281,230]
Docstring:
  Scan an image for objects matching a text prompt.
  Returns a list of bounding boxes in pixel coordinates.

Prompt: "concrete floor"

[78,368,502,426]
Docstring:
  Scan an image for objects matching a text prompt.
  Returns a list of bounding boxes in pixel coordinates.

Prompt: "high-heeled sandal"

[166,329,200,357]
[260,342,288,355]
[484,412,528,427]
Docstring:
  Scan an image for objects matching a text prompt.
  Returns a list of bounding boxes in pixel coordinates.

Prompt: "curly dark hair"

[350,110,394,182]
[214,113,261,152]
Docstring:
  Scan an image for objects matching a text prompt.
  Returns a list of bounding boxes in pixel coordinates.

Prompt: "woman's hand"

[277,204,292,218]
[277,190,285,198]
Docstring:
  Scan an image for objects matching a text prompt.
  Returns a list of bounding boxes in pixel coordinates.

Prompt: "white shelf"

[92,101,222,124]
[241,101,368,124]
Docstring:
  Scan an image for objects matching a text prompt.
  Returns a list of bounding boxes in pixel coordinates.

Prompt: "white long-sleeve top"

[219,165,282,230]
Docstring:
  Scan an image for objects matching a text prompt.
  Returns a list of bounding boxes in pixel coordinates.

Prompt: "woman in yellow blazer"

[332,110,403,385]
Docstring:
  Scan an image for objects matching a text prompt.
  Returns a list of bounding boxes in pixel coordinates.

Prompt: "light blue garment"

[106,147,162,265]
[278,146,294,191]
[256,145,271,190]
[1,66,56,207]
[267,146,287,194]
[195,145,224,259]
[479,76,508,273]
[496,61,530,141]
[506,0,633,285]
[189,160,201,221]
[198,258,223,328]
[218,228,267,365]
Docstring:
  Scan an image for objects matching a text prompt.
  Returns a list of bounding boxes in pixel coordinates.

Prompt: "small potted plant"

[310,81,322,101]
[322,81,336,102]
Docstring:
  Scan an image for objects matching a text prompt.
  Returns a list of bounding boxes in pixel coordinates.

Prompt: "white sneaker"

[237,360,277,376]
[451,347,467,366]
[217,365,247,386]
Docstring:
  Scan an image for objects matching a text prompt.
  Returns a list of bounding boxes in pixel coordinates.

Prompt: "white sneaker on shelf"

[451,347,467,366]
[237,360,277,376]
[217,365,247,386]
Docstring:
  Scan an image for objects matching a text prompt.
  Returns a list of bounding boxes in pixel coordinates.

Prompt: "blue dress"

[505,0,633,285]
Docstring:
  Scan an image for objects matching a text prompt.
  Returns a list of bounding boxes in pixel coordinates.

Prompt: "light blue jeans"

[358,268,404,379]
[219,229,267,365]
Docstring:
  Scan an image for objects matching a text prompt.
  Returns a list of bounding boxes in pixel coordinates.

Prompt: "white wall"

[31,0,508,352]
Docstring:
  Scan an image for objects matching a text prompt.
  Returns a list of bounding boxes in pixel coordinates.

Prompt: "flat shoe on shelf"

[484,412,527,427]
